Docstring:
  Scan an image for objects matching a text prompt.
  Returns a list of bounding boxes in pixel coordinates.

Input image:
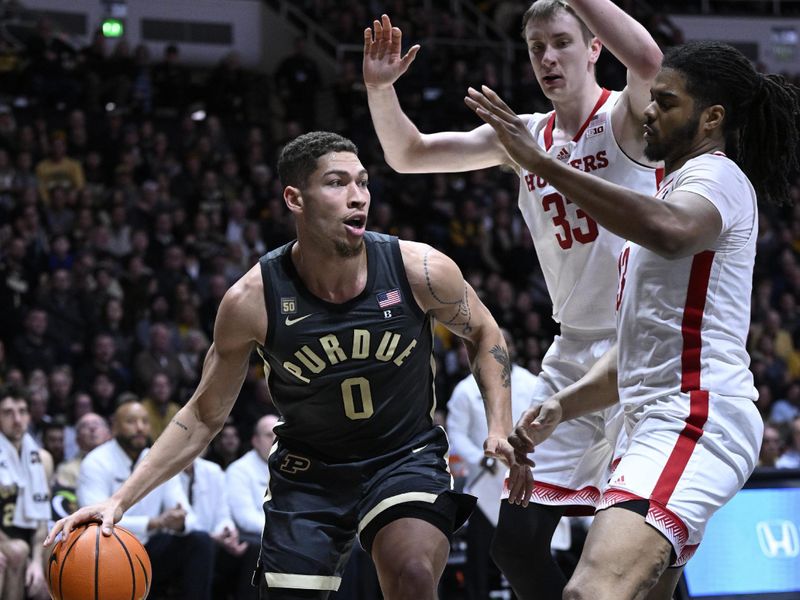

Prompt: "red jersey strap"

[543,88,612,151]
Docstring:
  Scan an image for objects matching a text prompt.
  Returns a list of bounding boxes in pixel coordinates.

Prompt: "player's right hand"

[363,14,420,90]
[508,399,563,454]
[43,499,124,546]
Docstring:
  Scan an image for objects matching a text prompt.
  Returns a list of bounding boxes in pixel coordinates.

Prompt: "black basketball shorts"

[256,426,476,593]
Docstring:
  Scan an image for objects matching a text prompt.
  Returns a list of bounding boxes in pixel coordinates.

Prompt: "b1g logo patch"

[280,454,311,474]
[281,297,297,315]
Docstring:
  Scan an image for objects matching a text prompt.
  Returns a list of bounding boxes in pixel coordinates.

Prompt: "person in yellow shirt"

[34,133,84,205]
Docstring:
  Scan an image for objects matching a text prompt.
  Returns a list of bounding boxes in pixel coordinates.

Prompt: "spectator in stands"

[40,420,67,474]
[75,332,130,394]
[141,372,180,440]
[133,322,186,393]
[78,399,214,600]
[152,44,190,116]
[0,384,52,600]
[34,133,84,205]
[225,414,277,546]
[275,37,321,130]
[758,422,784,468]
[54,412,110,489]
[206,420,241,469]
[11,308,57,376]
[776,416,800,468]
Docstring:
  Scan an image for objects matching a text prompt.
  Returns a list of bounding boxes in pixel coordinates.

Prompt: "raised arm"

[46,267,266,543]
[569,0,662,158]
[363,14,509,173]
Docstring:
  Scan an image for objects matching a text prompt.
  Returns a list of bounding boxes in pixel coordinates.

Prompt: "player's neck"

[551,83,604,138]
[664,138,724,177]
[292,242,368,304]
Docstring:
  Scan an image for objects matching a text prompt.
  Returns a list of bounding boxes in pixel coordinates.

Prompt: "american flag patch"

[376,288,402,308]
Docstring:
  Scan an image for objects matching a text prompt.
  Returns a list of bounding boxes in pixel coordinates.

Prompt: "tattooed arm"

[45,264,267,543]
[401,241,530,487]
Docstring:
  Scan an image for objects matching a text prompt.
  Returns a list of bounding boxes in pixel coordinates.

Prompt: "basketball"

[47,523,152,600]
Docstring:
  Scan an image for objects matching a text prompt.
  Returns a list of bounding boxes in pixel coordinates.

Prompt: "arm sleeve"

[211,466,236,535]
[225,460,265,535]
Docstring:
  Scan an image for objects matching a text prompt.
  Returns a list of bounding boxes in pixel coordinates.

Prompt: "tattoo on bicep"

[424,249,474,334]
[490,344,511,388]
[171,419,189,432]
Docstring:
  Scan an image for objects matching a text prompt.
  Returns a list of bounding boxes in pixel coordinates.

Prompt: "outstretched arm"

[401,241,533,502]
[364,14,509,173]
[569,0,662,159]
[45,267,266,543]
[466,86,722,259]
[509,344,619,457]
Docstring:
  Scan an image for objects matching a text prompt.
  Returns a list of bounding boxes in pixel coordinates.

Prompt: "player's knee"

[4,539,30,569]
[387,556,437,598]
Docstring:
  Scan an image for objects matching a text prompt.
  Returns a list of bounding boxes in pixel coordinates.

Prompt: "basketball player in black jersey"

[46,131,531,599]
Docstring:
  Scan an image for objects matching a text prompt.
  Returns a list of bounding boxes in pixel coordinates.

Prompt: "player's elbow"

[630,45,663,82]
[646,225,697,260]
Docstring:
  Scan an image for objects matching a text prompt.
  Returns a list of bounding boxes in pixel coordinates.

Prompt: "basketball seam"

[112,529,137,600]
[57,525,91,600]
[136,555,151,598]
[94,525,100,600]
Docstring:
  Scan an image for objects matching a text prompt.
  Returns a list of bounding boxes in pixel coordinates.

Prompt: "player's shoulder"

[216,263,267,342]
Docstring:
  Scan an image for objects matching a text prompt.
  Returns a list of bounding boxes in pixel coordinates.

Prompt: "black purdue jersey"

[258,232,437,461]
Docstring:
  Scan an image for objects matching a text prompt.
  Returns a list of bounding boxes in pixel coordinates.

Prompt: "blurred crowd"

[0,2,800,598]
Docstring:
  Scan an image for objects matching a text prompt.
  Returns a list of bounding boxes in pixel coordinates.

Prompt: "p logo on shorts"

[280,454,311,474]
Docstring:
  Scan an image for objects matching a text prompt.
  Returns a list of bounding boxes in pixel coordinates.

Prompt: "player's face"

[0,396,29,444]
[525,12,598,102]
[643,68,703,163]
[300,152,370,258]
[113,402,150,453]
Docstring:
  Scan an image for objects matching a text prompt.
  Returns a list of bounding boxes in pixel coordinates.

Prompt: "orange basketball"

[47,523,152,600]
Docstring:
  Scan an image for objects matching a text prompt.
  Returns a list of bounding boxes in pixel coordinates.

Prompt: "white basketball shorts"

[599,390,763,566]
[502,330,625,515]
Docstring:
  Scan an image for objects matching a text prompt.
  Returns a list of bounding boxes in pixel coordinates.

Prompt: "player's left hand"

[484,435,535,506]
[464,85,545,173]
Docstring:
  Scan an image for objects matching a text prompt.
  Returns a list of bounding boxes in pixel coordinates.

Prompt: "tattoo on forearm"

[172,419,189,431]
[424,249,473,334]
[490,344,511,388]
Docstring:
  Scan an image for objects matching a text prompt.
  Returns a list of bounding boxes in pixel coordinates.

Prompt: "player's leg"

[0,538,29,600]
[371,517,450,600]
[490,502,567,600]
[644,566,684,600]
[564,506,673,600]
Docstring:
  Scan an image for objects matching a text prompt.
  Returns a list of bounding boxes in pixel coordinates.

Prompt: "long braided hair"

[663,41,800,204]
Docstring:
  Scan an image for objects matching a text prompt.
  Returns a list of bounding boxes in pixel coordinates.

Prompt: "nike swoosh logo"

[285,314,313,326]
[411,444,428,454]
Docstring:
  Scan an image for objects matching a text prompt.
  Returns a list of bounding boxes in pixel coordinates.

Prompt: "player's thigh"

[371,517,450,583]
[567,506,672,600]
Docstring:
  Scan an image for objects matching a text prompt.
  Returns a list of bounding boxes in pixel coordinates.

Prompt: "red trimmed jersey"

[518,89,661,332]
[616,153,758,407]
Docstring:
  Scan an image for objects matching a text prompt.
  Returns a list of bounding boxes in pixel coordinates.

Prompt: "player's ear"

[702,104,725,134]
[589,37,602,66]
[284,186,303,214]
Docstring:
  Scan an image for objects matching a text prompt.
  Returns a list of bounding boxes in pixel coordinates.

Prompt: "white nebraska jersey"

[616,153,758,407]
[518,89,661,332]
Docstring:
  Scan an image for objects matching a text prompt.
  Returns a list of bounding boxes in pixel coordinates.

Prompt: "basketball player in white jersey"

[471,41,800,599]
[363,2,662,596]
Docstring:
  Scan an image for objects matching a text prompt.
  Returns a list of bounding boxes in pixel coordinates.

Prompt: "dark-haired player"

[47,131,528,600]
[469,40,800,599]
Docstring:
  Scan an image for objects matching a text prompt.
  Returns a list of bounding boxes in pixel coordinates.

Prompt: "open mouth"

[542,75,562,84]
[344,216,365,228]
